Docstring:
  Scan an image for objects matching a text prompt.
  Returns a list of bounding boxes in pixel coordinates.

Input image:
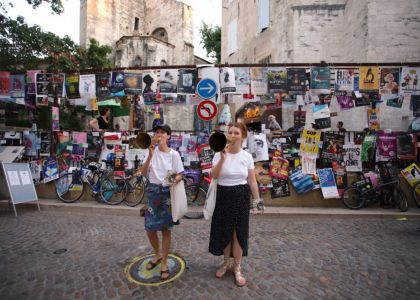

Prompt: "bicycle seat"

[87,162,102,171]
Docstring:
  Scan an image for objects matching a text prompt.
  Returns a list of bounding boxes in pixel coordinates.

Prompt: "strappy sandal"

[160,268,170,281]
[215,257,231,278]
[146,257,162,271]
[233,263,246,287]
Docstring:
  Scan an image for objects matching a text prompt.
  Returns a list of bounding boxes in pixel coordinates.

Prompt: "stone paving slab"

[0,210,420,299]
[2,199,420,217]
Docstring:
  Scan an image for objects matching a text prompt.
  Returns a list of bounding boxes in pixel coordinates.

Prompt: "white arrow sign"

[200,83,214,94]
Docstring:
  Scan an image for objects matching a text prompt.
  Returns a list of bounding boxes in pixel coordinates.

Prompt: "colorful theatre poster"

[317,168,339,199]
[311,67,331,94]
[124,72,142,95]
[359,66,379,92]
[335,69,355,91]
[267,67,287,93]
[367,108,380,131]
[287,68,306,95]
[300,129,321,158]
[380,68,400,95]
[65,74,81,99]
[400,67,420,92]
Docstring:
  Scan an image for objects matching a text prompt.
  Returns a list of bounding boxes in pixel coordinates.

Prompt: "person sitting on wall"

[337,121,346,132]
[267,115,282,131]
[89,107,111,131]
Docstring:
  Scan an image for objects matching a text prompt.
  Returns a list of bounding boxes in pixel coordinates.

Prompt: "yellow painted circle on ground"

[124,253,186,286]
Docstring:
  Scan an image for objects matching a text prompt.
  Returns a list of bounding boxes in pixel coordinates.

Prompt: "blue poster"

[317,168,339,199]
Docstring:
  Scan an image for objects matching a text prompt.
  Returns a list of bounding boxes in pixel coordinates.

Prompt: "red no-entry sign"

[197,100,218,121]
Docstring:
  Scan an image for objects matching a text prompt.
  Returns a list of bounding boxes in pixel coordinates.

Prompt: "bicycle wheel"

[55,173,84,203]
[412,181,420,208]
[393,186,409,212]
[124,176,147,207]
[341,186,365,209]
[100,174,128,205]
[184,183,206,219]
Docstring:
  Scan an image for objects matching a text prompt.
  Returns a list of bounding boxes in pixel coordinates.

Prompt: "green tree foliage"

[0,0,64,15]
[199,22,221,64]
[0,15,113,71]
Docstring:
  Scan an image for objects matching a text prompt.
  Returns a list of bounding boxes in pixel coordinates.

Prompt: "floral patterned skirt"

[144,184,173,231]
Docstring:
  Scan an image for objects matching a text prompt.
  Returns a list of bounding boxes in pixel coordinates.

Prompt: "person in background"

[89,107,111,131]
[267,115,282,131]
[137,124,184,281]
[209,122,261,287]
[337,121,346,132]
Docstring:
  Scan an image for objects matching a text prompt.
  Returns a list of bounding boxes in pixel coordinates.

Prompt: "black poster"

[96,73,111,99]
[178,69,196,94]
[412,95,420,117]
[321,132,345,161]
[40,132,51,157]
[287,68,306,95]
[271,177,290,198]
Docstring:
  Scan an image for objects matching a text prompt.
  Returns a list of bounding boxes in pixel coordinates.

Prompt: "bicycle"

[123,169,149,207]
[183,169,211,219]
[341,161,408,212]
[412,180,420,208]
[55,158,128,205]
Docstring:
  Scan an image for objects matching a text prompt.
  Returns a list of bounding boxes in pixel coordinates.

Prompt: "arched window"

[152,27,168,42]
[160,60,167,66]
[131,56,142,67]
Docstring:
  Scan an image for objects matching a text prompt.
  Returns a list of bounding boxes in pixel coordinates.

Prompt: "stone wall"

[222,0,420,64]
[80,0,194,66]
[80,0,145,47]
[115,36,175,67]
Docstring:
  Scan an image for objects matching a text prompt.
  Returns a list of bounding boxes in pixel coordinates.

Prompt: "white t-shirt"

[212,150,254,186]
[149,148,184,186]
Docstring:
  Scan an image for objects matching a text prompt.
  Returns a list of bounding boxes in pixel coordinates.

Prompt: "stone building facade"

[221,0,420,64]
[80,0,194,67]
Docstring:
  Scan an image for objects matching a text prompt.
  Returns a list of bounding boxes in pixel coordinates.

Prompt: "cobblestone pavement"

[1,211,420,300]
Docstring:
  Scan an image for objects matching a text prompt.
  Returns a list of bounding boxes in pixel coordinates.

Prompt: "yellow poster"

[300,129,321,157]
[359,67,379,91]
[401,163,420,187]
[367,108,380,131]
[91,98,98,111]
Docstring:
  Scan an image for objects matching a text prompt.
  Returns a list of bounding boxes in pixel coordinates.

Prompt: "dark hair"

[100,107,110,116]
[338,121,344,127]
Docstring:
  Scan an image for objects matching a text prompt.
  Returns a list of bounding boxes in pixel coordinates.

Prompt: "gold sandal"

[215,257,231,278]
[233,263,246,287]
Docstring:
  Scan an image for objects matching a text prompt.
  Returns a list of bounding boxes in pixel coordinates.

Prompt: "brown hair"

[100,107,110,116]
[231,122,248,139]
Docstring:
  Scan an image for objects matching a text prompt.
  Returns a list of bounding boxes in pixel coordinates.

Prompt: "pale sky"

[5,0,222,60]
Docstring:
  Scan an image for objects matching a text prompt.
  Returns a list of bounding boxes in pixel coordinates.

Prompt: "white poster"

[250,67,268,95]
[19,170,32,185]
[301,155,317,175]
[234,67,250,95]
[7,171,21,186]
[79,74,96,110]
[335,69,355,91]
[219,67,236,93]
[248,133,269,162]
[197,67,221,103]
[343,144,362,172]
